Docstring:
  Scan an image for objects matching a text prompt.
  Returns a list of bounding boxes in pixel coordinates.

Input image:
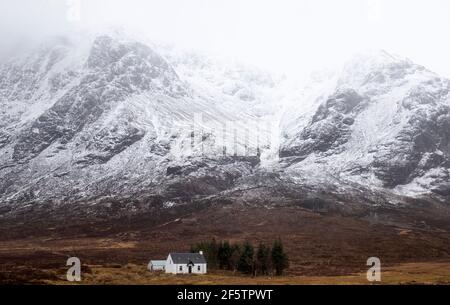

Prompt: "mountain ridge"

[0,33,449,220]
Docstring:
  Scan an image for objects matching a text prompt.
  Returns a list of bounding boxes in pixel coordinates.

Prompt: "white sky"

[1,0,450,78]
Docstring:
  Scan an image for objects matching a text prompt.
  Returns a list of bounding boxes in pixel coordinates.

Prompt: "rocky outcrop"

[281,51,450,197]
[280,89,367,159]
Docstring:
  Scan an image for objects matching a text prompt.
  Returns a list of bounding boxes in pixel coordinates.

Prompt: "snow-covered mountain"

[281,50,450,198]
[0,32,448,218]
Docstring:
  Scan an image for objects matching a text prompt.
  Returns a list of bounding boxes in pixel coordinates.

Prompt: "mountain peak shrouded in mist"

[282,48,449,196]
[0,32,449,219]
[338,49,422,88]
[347,49,408,66]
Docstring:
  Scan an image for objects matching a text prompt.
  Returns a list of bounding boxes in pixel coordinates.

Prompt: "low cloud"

[1,0,450,78]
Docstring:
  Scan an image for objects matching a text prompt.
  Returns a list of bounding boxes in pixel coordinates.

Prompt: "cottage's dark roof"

[169,253,206,264]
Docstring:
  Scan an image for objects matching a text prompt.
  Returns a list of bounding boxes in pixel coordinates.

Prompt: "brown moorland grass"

[1,204,449,284]
[39,261,450,285]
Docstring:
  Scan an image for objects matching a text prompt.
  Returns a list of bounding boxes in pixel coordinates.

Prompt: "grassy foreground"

[42,261,450,285]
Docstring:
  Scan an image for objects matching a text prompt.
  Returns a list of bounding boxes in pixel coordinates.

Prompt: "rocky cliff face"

[0,32,262,216]
[281,51,450,199]
[0,35,448,219]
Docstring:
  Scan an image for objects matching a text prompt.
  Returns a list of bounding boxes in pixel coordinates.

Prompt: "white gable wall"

[165,254,176,274]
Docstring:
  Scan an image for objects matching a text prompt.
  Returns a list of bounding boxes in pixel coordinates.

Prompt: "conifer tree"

[237,241,254,274]
[256,242,271,275]
[271,239,289,276]
[218,240,233,269]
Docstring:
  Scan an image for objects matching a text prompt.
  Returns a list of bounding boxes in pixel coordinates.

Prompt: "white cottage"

[165,252,207,274]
